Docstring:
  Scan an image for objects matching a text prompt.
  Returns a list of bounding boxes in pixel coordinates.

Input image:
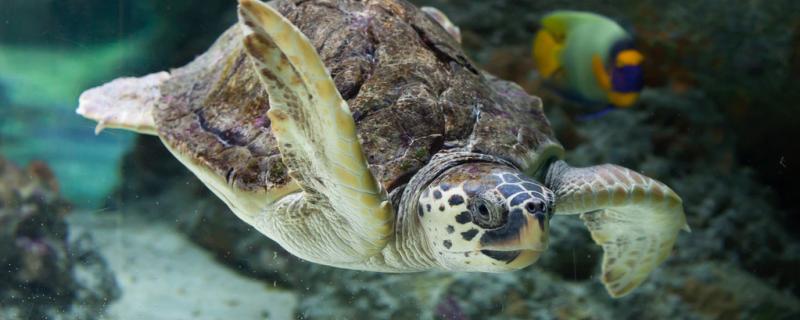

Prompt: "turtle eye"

[469,198,506,229]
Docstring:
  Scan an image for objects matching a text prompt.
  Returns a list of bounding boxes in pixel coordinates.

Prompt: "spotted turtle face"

[417,162,554,271]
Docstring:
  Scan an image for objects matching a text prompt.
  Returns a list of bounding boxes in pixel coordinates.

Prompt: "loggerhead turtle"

[76,0,687,297]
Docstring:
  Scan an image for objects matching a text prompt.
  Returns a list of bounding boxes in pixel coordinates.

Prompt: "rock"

[562,89,800,297]
[655,263,800,319]
[116,85,800,319]
[0,156,119,320]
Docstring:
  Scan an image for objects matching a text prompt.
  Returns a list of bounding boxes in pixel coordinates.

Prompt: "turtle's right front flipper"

[237,0,393,265]
[546,160,687,297]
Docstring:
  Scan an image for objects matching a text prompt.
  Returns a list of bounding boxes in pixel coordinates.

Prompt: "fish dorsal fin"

[540,11,608,37]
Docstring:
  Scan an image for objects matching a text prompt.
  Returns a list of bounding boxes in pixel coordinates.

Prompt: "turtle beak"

[478,208,549,252]
[517,212,549,251]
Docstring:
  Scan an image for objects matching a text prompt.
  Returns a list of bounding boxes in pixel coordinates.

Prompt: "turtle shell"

[154,0,563,194]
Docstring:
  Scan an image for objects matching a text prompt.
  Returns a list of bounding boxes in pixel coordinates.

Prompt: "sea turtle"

[77,0,687,297]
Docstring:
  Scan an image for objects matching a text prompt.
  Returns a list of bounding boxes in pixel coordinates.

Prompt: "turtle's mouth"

[448,247,543,267]
[475,212,548,266]
[479,212,549,252]
[480,249,543,265]
[480,249,521,262]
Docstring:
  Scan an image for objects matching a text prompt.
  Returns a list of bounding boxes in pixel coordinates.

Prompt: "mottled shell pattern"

[154,0,564,194]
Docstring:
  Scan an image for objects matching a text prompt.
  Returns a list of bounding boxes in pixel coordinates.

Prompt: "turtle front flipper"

[237,0,393,262]
[546,160,688,297]
[76,71,169,135]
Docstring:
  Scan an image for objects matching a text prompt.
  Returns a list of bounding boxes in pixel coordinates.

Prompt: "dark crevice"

[339,15,379,103]
[225,168,235,184]
[292,0,312,7]
[386,133,444,192]
[301,0,345,14]
[386,169,417,192]
[338,64,370,101]
[411,25,478,75]
[194,109,248,147]
[430,133,445,152]
[215,53,247,94]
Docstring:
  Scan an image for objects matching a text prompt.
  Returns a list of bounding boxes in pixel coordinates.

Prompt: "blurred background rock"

[0,156,119,319]
[1,0,799,319]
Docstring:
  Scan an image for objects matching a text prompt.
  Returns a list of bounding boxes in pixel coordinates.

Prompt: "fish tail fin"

[532,29,563,79]
[576,105,616,121]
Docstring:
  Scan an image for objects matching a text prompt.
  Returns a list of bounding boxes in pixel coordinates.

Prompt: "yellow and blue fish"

[532,11,644,110]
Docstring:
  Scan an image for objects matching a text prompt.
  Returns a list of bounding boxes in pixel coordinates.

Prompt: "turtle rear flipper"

[77,71,169,135]
[546,160,687,297]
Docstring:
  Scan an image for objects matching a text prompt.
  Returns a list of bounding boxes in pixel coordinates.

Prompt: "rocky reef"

[414,0,800,225]
[119,86,800,318]
[0,156,119,320]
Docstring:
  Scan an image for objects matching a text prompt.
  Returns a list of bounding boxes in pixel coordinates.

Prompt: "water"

[1,0,798,319]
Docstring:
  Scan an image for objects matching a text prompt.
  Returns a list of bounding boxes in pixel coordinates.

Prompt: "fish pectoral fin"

[532,30,563,78]
[591,54,612,91]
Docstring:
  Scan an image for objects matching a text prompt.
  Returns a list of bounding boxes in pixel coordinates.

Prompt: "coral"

[0,156,119,320]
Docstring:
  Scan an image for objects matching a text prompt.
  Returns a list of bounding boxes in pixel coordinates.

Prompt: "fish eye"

[469,198,506,229]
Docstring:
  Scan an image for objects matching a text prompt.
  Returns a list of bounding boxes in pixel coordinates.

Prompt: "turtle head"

[416,162,554,271]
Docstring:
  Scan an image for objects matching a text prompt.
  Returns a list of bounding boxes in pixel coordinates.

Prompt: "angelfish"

[532,11,644,110]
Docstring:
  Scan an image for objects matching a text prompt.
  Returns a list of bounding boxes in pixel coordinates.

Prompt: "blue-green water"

[1,1,798,319]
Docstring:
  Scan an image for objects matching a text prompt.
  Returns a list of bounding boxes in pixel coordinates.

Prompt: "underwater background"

[1,0,799,319]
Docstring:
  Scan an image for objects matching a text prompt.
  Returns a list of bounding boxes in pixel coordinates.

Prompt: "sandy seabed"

[69,210,297,320]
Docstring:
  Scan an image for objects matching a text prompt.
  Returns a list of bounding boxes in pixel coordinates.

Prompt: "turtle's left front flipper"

[546,160,688,297]
[237,0,392,261]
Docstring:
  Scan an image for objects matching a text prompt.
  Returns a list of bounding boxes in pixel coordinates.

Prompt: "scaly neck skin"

[383,205,437,271]
[382,152,518,271]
